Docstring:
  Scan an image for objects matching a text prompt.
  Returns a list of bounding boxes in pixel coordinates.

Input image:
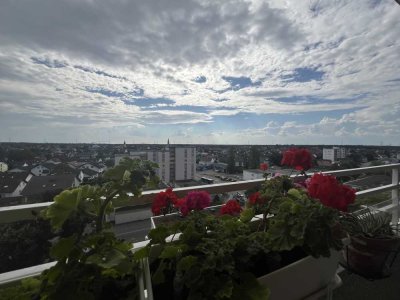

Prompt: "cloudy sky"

[0,0,399,145]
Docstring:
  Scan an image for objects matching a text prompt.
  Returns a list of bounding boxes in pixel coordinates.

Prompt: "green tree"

[268,151,282,166]
[0,218,54,273]
[8,149,35,162]
[248,146,261,169]
[0,146,5,161]
[227,147,236,174]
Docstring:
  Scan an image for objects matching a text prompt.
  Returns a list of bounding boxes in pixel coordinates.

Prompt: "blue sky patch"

[193,76,207,83]
[208,108,362,130]
[85,88,125,98]
[127,88,144,97]
[281,67,325,82]
[275,94,365,105]
[31,57,67,68]
[74,65,124,79]
[221,76,261,91]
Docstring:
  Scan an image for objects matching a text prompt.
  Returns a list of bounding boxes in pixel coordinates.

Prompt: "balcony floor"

[333,257,400,300]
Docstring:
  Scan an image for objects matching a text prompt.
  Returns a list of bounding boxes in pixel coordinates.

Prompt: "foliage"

[0,277,41,300]
[7,158,158,300]
[227,147,236,174]
[248,146,261,169]
[146,213,273,300]
[267,151,282,167]
[7,149,35,162]
[281,148,313,171]
[266,188,343,257]
[0,218,54,273]
[341,209,396,239]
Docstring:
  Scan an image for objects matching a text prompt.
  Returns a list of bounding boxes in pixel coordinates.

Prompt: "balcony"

[1,164,400,299]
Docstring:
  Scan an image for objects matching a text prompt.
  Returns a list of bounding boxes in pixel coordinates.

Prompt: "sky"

[0,0,399,145]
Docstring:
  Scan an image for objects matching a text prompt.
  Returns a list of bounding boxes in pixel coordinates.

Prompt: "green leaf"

[148,226,170,244]
[177,256,197,272]
[86,249,127,269]
[50,235,77,260]
[133,247,149,260]
[44,189,82,229]
[152,260,166,285]
[240,207,255,223]
[287,188,301,199]
[232,273,270,300]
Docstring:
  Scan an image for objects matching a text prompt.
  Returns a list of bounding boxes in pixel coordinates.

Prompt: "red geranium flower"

[248,192,267,206]
[151,188,178,216]
[175,191,211,216]
[174,198,190,216]
[281,148,313,171]
[220,199,242,216]
[259,163,268,171]
[307,173,356,212]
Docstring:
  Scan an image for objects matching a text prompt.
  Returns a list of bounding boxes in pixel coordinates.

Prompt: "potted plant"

[341,208,400,279]
[144,148,356,300]
[151,189,223,229]
[0,158,158,300]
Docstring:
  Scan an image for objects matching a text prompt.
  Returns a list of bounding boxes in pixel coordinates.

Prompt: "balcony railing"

[1,163,399,293]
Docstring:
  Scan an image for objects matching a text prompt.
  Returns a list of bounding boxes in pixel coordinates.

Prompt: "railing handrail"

[0,163,399,287]
[1,164,399,224]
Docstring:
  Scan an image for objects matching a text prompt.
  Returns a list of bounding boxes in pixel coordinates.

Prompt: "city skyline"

[1,1,400,145]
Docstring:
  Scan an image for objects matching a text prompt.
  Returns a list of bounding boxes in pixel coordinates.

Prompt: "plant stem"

[96,189,119,233]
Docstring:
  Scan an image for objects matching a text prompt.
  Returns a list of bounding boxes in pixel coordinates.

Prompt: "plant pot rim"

[352,235,400,242]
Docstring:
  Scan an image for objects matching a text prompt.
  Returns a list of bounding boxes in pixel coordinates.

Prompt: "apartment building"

[322,147,347,162]
[114,143,196,183]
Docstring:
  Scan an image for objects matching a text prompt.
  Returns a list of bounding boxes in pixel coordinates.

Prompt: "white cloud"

[0,0,399,143]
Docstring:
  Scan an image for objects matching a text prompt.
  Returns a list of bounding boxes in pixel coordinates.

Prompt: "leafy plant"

[145,212,274,300]
[0,217,54,273]
[266,188,342,258]
[341,209,397,238]
[0,277,41,300]
[6,158,158,300]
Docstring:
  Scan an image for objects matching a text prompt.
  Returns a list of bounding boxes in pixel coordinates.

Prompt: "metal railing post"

[392,167,399,225]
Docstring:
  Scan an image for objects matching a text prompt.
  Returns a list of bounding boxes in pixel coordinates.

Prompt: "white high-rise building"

[174,147,196,181]
[114,142,196,183]
[323,147,347,162]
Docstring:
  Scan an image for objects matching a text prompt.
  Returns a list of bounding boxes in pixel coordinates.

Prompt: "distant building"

[31,163,52,176]
[0,162,8,173]
[114,142,196,183]
[21,174,79,202]
[0,172,32,198]
[322,147,347,162]
[243,169,265,181]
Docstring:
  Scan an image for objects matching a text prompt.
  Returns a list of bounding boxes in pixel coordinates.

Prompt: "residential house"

[79,162,106,173]
[78,169,100,182]
[0,162,8,172]
[242,169,265,181]
[21,174,80,203]
[0,172,32,199]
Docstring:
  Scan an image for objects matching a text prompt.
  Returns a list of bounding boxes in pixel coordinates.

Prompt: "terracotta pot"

[345,235,400,278]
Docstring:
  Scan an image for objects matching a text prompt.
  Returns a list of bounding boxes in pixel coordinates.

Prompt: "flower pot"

[150,205,223,229]
[344,235,400,278]
[257,250,340,300]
